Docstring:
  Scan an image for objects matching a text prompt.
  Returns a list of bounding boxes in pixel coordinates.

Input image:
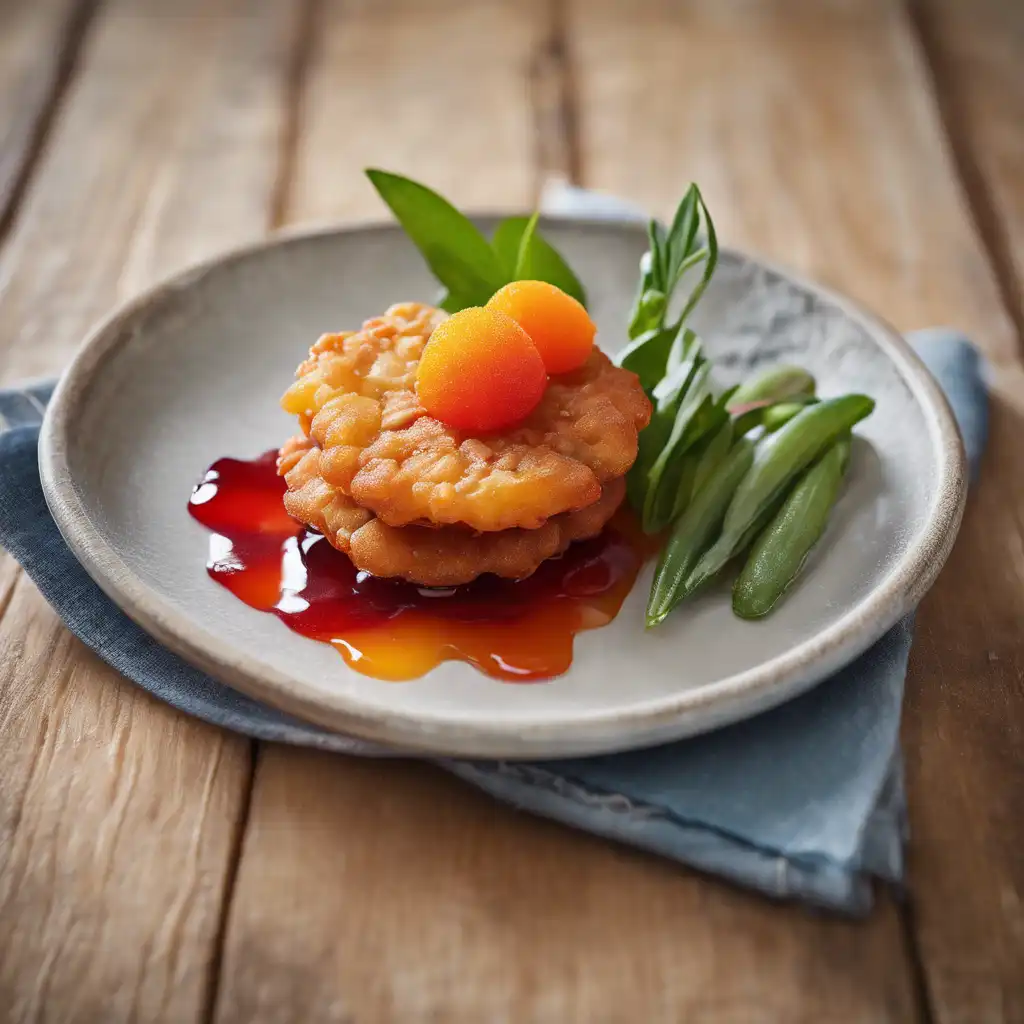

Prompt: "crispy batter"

[278,436,625,586]
[281,302,650,532]
[278,435,374,550]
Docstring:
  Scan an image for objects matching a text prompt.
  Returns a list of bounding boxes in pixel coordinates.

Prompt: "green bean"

[762,396,819,434]
[682,395,874,597]
[643,394,718,533]
[731,407,766,439]
[646,437,756,627]
[641,365,716,532]
[671,416,734,521]
[733,437,851,619]
[729,369,816,437]
[729,366,816,407]
[627,332,707,514]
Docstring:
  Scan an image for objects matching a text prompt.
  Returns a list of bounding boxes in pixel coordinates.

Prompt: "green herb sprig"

[616,184,718,390]
[614,186,724,531]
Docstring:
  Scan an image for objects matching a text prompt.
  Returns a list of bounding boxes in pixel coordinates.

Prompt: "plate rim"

[38,217,968,758]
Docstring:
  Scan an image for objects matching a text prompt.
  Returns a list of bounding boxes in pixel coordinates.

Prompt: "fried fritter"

[278,436,626,586]
[280,303,650,532]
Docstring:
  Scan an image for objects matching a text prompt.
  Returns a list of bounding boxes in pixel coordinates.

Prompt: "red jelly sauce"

[188,451,649,682]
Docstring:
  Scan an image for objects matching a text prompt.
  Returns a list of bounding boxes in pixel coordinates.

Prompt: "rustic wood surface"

[0,0,1020,1021]
[0,0,83,234]
[0,0,292,1019]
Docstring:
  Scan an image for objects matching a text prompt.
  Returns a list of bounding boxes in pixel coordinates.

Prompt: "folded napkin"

[0,196,987,915]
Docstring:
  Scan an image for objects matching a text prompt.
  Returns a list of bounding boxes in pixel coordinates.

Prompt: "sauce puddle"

[188,451,648,681]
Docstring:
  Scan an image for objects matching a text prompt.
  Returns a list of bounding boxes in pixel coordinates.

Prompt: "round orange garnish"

[415,307,547,433]
[486,280,596,374]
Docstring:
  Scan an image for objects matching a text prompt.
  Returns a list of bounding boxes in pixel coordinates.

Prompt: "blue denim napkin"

[0,187,988,914]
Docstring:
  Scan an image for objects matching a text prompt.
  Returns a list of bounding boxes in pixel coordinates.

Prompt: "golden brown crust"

[349,478,625,586]
[278,434,374,550]
[278,436,626,586]
[280,303,650,532]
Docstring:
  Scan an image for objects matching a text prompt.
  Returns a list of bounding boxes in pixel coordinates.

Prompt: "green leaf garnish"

[620,186,726,533]
[436,289,470,314]
[627,415,670,512]
[491,216,588,307]
[617,323,679,392]
[649,221,669,293]
[666,194,700,288]
[622,184,718,352]
[514,211,540,280]
[674,193,717,328]
[367,170,589,313]
[625,328,705,516]
[642,365,724,533]
[366,169,504,307]
[652,330,704,408]
[491,217,525,278]
[629,250,664,340]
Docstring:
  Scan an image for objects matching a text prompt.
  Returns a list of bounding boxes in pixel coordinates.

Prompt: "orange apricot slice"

[487,280,596,374]
[415,306,547,433]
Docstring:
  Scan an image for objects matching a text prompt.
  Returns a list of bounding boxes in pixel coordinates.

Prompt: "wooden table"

[0,0,1021,1020]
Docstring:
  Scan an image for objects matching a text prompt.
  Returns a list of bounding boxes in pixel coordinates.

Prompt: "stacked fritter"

[277,302,652,586]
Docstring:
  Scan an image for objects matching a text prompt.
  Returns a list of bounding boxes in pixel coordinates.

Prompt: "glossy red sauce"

[188,451,648,681]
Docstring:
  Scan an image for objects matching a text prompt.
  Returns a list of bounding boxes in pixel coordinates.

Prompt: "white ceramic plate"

[39,219,966,758]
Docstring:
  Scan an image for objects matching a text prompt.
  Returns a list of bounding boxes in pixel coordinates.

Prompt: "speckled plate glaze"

[39,219,966,758]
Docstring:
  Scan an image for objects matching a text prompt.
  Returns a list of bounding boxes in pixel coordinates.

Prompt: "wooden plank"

[216,2,921,1021]
[282,0,542,226]
[570,0,1023,1020]
[907,3,1024,1020]
[913,0,1024,339]
[221,750,921,1023]
[0,0,297,382]
[0,0,297,1019]
[0,0,86,233]
[0,591,247,1023]
[901,371,1024,1024]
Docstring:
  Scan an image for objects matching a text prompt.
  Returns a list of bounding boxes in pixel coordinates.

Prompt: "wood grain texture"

[219,750,920,1024]
[0,0,86,233]
[568,0,1023,1020]
[282,0,543,225]
[0,0,297,382]
[0,0,297,1019]
[909,3,1024,1020]
[902,374,1024,1024]
[0,583,245,1022]
[913,0,1024,340]
[215,2,924,1022]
